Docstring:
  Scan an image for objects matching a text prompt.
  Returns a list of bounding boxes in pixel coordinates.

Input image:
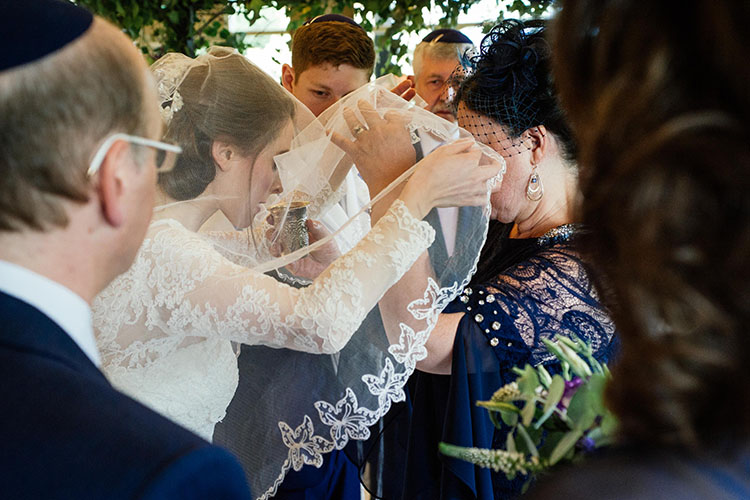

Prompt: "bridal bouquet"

[440,334,617,490]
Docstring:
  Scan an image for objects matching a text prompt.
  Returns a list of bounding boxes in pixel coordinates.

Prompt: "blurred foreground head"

[552,1,750,451]
[0,0,162,291]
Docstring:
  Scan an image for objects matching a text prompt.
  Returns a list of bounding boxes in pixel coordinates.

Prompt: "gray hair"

[0,18,148,231]
[412,41,474,76]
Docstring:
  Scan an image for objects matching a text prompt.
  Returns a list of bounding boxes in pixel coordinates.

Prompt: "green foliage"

[73,0,266,60]
[73,1,554,73]
[440,334,617,490]
[482,0,555,32]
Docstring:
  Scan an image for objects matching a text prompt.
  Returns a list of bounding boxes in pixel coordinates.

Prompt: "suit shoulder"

[139,445,251,500]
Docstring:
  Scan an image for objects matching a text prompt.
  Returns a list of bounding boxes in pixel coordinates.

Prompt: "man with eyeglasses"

[0,1,251,498]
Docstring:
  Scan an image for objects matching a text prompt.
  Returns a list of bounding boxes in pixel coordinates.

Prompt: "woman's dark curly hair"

[553,1,750,452]
[457,19,576,163]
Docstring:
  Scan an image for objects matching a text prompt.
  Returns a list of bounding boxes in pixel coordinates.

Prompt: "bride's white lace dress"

[92,200,434,440]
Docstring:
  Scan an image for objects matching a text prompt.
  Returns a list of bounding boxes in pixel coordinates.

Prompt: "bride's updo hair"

[457,19,575,162]
[158,47,296,200]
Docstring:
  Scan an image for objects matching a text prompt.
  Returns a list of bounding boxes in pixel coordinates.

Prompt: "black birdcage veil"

[452,20,550,159]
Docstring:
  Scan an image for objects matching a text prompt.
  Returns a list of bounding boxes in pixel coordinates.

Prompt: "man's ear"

[527,125,548,165]
[97,139,131,227]
[212,140,234,172]
[281,64,295,93]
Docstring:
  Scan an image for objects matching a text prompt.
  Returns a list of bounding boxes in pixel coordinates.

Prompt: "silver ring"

[352,125,365,137]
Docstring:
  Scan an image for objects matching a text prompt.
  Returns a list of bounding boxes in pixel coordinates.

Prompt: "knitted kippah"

[0,0,93,72]
[422,28,473,44]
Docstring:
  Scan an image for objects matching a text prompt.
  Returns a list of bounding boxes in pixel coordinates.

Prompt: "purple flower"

[577,436,596,453]
[557,377,584,410]
[564,378,584,396]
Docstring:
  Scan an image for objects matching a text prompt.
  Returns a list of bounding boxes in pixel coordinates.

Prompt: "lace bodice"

[452,242,616,369]
[92,200,434,437]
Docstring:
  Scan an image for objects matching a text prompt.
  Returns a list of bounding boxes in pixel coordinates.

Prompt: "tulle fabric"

[92,49,505,499]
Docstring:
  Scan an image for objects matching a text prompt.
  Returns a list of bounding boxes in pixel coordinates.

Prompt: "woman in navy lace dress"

[354,20,617,500]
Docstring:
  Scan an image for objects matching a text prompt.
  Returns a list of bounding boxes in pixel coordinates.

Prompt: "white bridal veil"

[94,48,505,499]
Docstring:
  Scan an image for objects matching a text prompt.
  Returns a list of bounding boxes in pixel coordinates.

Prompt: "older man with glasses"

[0,1,251,498]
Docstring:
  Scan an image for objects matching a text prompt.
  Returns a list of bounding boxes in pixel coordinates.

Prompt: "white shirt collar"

[0,260,101,367]
[436,207,459,257]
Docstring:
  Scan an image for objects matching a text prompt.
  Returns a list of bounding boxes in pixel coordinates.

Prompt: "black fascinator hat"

[456,19,575,160]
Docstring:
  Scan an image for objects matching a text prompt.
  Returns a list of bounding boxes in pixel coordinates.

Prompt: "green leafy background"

[72,0,554,75]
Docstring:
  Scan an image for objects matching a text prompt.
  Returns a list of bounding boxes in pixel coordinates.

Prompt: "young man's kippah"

[422,28,473,44]
[0,0,93,72]
[305,14,365,32]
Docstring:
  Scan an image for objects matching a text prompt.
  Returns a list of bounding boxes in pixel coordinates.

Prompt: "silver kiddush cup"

[269,201,310,255]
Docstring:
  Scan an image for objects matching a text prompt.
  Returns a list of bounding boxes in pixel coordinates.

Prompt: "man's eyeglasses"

[87,133,182,177]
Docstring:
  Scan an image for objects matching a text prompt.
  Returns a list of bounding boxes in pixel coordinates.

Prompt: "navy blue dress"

[359,235,618,500]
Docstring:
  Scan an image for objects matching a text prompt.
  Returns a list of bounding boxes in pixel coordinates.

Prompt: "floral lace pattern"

[454,243,616,368]
[92,199,435,455]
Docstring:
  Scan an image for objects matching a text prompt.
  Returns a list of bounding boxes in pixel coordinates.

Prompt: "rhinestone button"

[474,314,484,323]
[491,321,501,330]
[460,295,469,304]
[489,337,499,347]
[465,287,473,295]
[486,295,495,303]
[507,342,513,347]
[478,300,485,305]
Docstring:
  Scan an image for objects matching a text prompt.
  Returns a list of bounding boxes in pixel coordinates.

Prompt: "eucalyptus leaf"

[521,398,536,427]
[477,400,519,413]
[516,424,539,457]
[506,431,517,454]
[500,408,519,427]
[549,429,583,465]
[517,365,540,396]
[565,383,597,430]
[543,375,565,414]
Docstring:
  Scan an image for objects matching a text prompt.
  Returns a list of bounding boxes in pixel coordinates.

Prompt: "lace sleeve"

[101,199,434,360]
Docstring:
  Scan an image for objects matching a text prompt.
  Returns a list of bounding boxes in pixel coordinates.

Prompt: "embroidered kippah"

[306,13,365,31]
[0,0,93,72]
[422,28,473,44]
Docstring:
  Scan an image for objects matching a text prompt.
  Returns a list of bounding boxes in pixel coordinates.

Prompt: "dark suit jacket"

[0,291,252,499]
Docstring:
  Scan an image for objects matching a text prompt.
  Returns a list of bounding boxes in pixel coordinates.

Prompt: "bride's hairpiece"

[159,88,183,125]
[152,52,204,125]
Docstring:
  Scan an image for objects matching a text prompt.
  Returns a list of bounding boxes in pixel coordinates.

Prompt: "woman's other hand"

[399,138,503,220]
[331,100,416,196]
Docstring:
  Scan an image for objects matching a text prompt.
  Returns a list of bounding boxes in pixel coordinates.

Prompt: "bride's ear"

[212,141,235,172]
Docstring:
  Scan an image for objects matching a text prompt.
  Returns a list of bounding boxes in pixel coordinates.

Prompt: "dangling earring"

[526,165,544,201]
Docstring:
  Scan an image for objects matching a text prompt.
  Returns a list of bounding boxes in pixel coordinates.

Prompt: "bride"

[92,47,502,498]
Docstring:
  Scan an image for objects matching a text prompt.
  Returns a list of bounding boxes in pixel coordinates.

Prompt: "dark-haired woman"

[526,1,750,498]
[355,20,617,499]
